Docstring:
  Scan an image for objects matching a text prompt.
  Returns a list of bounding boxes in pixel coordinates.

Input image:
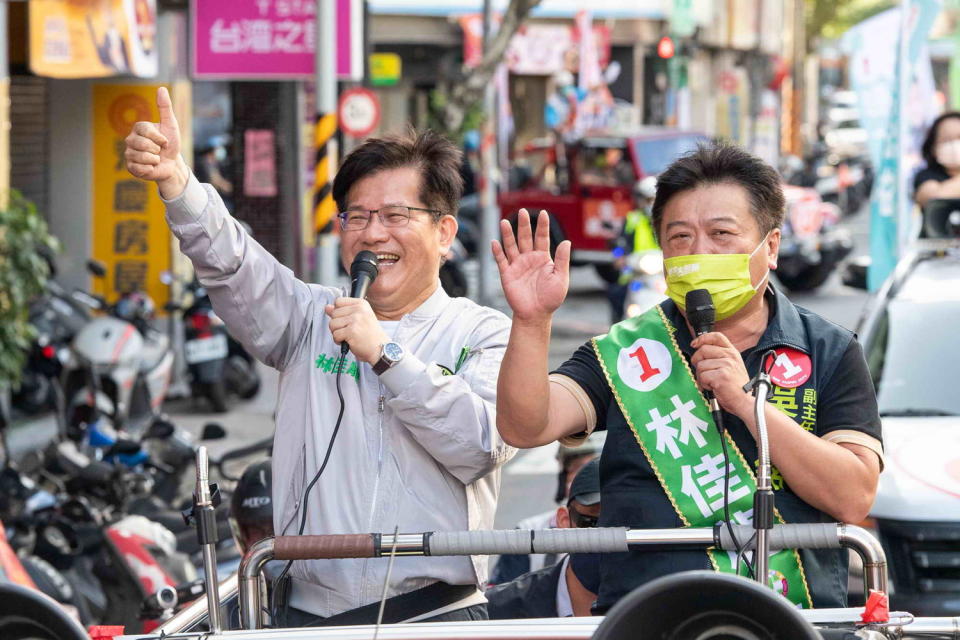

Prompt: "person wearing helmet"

[460,130,480,197]
[624,177,660,256]
[606,176,660,322]
[229,459,274,554]
[224,460,275,629]
[488,433,605,585]
[194,134,234,211]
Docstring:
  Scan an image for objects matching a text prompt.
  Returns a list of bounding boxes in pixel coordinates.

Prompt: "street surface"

[8,203,871,542]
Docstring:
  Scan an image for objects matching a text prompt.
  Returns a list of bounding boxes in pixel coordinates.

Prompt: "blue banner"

[844,1,940,290]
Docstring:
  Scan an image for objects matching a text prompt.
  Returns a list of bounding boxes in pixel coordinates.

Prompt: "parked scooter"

[62,260,175,438]
[162,272,260,413]
[0,515,86,638]
[781,149,873,217]
[3,435,200,632]
[621,249,666,319]
[12,277,91,416]
[775,185,853,292]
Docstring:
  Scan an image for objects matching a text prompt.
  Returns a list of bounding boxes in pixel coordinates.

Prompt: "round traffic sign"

[338,88,380,138]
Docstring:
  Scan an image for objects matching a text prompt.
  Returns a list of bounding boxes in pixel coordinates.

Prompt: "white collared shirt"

[555,555,573,617]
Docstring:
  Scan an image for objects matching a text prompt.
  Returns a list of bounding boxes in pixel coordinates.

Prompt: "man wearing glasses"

[486,459,602,619]
[124,89,514,625]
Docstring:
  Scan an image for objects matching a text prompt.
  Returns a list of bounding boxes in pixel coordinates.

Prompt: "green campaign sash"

[592,306,813,608]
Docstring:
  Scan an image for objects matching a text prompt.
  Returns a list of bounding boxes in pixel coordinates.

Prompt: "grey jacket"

[164,175,515,617]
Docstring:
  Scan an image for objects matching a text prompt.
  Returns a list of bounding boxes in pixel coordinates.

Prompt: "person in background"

[194,135,234,212]
[606,176,660,322]
[914,112,960,208]
[489,433,604,585]
[486,459,602,619]
[460,130,480,198]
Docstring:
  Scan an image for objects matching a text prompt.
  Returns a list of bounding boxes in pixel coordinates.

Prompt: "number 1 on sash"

[629,345,661,382]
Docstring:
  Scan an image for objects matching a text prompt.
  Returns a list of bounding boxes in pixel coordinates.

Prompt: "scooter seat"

[139,331,170,373]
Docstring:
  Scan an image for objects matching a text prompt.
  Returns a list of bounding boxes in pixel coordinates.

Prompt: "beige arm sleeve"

[821,430,885,472]
[550,373,598,446]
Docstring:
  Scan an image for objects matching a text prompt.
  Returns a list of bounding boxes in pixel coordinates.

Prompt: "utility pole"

[314,0,340,285]
[478,0,499,306]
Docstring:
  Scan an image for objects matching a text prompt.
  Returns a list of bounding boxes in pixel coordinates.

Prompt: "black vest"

[597,287,854,611]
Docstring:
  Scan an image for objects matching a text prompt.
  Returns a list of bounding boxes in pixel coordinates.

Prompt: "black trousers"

[284,603,488,627]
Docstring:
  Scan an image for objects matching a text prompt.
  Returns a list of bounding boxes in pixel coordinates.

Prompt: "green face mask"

[663,234,770,321]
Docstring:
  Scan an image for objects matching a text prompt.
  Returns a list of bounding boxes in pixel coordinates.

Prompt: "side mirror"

[86,260,107,278]
[841,255,870,291]
[164,301,182,312]
[201,422,227,441]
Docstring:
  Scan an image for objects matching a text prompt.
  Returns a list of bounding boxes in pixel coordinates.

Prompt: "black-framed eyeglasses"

[337,205,442,231]
[569,508,599,529]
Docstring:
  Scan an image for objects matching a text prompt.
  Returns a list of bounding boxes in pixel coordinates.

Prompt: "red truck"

[499,129,706,282]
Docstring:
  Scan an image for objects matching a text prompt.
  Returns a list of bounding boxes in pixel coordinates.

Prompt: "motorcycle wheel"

[12,373,52,415]
[203,381,229,413]
[225,355,260,400]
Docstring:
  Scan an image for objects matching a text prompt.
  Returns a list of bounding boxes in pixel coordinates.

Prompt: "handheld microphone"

[686,293,746,568]
[685,289,721,414]
[341,251,379,355]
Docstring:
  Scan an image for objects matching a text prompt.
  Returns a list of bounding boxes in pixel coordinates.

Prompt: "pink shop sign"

[193,0,362,80]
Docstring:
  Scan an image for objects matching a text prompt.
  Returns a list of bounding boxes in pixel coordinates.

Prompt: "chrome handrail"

[236,523,889,630]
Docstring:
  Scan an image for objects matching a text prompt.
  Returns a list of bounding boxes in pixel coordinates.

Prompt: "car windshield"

[865,299,960,416]
[633,135,705,177]
[577,143,634,187]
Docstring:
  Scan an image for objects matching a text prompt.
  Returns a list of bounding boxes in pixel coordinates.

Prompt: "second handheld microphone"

[341,251,380,355]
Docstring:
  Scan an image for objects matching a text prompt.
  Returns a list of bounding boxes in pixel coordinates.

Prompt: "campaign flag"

[844,1,940,290]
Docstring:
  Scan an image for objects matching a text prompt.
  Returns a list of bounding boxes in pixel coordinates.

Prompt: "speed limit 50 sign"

[338,88,380,138]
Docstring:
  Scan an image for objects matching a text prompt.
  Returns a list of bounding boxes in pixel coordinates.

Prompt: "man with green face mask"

[492,142,883,612]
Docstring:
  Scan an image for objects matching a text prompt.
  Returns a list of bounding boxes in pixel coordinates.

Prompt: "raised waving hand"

[492,209,572,323]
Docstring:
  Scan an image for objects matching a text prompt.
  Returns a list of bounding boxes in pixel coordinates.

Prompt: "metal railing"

[237,523,888,631]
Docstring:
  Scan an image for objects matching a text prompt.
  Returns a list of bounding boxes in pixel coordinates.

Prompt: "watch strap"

[373,355,391,375]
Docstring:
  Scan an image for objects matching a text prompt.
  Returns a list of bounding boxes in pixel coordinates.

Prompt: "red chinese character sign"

[243,130,278,197]
[192,0,363,80]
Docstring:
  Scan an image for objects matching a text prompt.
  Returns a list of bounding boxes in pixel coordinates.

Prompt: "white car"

[856,244,960,616]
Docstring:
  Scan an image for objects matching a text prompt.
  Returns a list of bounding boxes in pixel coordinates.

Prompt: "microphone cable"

[712,398,753,578]
[270,353,349,625]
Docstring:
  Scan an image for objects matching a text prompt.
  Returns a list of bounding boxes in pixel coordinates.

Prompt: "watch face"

[384,342,404,361]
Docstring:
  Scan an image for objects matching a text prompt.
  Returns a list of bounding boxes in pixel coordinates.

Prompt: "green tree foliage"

[0,191,60,386]
[433,0,544,136]
[806,0,895,48]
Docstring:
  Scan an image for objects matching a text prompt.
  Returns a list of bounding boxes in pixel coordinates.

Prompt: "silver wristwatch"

[373,342,404,375]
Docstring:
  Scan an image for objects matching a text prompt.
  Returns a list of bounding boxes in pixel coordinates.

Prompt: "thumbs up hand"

[125,87,190,199]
